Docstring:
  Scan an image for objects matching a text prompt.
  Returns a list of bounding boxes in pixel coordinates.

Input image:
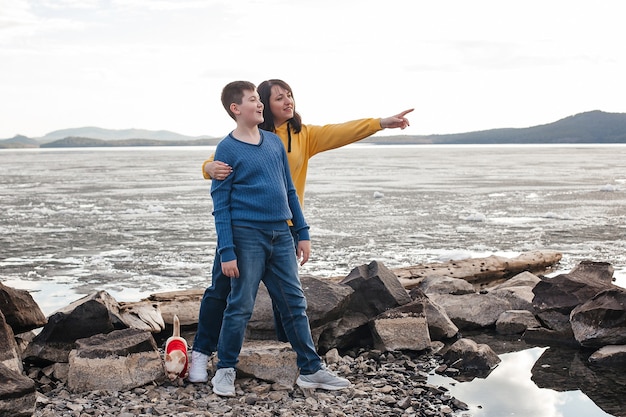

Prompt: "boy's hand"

[296,240,311,266]
[222,260,240,278]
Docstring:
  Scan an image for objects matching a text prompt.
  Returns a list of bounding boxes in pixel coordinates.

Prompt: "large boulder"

[570,288,626,347]
[0,282,47,333]
[370,301,431,352]
[0,363,36,417]
[496,310,541,335]
[248,276,353,340]
[588,345,626,367]
[67,328,163,392]
[532,261,616,338]
[409,288,458,340]
[493,271,541,290]
[23,290,127,364]
[418,275,475,295]
[428,292,512,330]
[236,341,298,387]
[340,260,412,318]
[442,338,501,374]
[0,310,22,373]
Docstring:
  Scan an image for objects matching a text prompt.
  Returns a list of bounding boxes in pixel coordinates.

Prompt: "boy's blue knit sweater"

[211,130,310,262]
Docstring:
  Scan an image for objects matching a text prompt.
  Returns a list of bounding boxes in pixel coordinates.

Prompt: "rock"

[23,290,127,364]
[570,288,626,347]
[496,310,541,335]
[0,282,47,333]
[428,292,512,330]
[489,286,535,311]
[532,261,616,336]
[67,328,163,392]
[370,301,431,352]
[588,345,626,367]
[493,271,541,289]
[410,289,459,340]
[236,340,298,387]
[340,260,412,318]
[248,276,353,340]
[418,275,475,295]
[0,362,36,417]
[316,312,372,353]
[0,309,22,373]
[442,338,501,375]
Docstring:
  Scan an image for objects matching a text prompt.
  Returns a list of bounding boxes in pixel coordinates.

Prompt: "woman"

[189,79,412,383]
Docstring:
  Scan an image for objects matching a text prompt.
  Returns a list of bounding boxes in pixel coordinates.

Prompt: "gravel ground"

[31,349,471,417]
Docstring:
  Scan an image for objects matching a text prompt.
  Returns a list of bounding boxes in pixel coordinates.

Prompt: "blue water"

[1,144,625,416]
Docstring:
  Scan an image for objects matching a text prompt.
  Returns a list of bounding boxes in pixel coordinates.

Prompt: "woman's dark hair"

[257,79,302,133]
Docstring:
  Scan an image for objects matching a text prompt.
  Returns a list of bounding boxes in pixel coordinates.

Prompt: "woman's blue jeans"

[216,225,321,375]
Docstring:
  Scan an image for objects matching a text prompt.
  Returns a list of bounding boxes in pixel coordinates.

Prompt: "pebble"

[30,349,470,417]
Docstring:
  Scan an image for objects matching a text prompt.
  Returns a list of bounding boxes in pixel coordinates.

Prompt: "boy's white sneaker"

[211,367,236,397]
[187,350,209,383]
[296,365,350,390]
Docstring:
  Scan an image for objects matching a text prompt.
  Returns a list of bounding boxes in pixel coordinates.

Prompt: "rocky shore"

[31,348,468,417]
[5,252,626,417]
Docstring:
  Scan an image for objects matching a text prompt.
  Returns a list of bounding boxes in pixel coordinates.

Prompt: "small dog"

[164,314,189,384]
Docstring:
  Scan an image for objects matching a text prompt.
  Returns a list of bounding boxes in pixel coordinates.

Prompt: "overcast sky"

[2,0,625,139]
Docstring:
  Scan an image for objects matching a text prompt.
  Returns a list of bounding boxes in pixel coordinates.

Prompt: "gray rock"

[442,338,501,374]
[24,290,127,364]
[0,309,22,373]
[340,260,412,318]
[588,345,626,367]
[0,362,36,417]
[248,276,353,340]
[496,310,541,335]
[571,288,626,347]
[409,288,459,340]
[370,300,432,352]
[428,292,512,330]
[0,282,47,333]
[418,275,476,295]
[236,340,298,387]
[493,271,541,289]
[67,328,163,392]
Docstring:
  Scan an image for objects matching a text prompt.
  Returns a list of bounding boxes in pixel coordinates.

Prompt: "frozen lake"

[1,144,625,416]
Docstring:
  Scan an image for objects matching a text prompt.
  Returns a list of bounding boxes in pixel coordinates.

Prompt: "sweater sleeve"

[210,146,236,262]
[305,118,381,157]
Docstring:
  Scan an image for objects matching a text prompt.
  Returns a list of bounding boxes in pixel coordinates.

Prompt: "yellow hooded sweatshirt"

[202,118,382,207]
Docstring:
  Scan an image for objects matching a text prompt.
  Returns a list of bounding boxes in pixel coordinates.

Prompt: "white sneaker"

[187,350,209,383]
[211,367,236,397]
[296,365,351,390]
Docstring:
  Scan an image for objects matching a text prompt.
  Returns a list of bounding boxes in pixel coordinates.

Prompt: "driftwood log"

[392,250,562,289]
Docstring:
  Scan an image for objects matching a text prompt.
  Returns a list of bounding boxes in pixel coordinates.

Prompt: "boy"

[207,81,350,396]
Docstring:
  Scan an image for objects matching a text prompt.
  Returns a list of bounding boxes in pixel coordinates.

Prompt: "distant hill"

[39,136,222,148]
[2,110,626,148]
[0,135,40,149]
[36,127,214,143]
[361,110,626,144]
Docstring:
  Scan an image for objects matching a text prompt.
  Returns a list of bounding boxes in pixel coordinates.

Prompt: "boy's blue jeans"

[215,225,322,375]
[192,234,292,357]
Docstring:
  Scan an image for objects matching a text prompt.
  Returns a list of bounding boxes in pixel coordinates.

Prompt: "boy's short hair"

[221,81,257,120]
